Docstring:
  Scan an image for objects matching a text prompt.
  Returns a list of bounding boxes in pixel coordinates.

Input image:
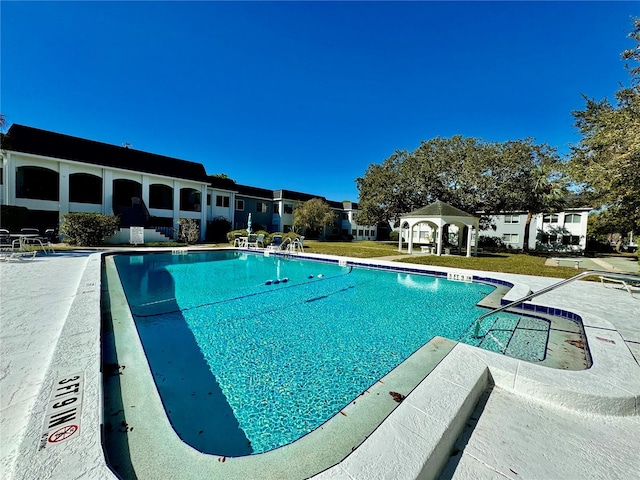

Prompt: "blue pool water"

[113,251,508,456]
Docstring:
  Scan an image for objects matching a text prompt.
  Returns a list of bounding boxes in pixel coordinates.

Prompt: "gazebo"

[398,200,479,257]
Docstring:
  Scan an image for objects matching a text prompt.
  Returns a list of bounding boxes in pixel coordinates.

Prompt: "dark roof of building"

[3,124,209,182]
[404,200,476,218]
[275,189,327,203]
[234,183,274,199]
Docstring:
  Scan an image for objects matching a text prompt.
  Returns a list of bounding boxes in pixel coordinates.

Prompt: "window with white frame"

[504,214,520,224]
[540,233,558,244]
[564,214,581,224]
[216,195,230,208]
[503,233,519,244]
[256,202,269,213]
[543,214,559,223]
[235,199,244,211]
[562,235,580,245]
[273,204,280,214]
[284,204,294,214]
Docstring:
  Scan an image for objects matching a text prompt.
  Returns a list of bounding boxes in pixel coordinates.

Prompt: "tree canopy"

[355,136,567,240]
[292,198,337,235]
[569,18,640,231]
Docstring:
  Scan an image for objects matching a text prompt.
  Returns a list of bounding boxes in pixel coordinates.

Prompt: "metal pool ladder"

[472,270,640,338]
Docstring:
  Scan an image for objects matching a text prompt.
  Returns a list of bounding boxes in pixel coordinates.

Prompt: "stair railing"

[473,270,640,338]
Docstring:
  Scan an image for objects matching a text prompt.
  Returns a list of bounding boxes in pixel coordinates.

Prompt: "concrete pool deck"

[1,249,639,479]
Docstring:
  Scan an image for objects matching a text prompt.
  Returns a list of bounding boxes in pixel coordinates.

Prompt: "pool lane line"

[130,266,355,318]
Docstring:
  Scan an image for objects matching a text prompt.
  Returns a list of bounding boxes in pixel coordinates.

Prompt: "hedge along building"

[1,124,379,242]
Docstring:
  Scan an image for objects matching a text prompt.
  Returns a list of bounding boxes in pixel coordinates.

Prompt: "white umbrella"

[247,213,252,234]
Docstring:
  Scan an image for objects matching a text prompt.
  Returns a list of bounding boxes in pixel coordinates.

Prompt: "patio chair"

[267,235,283,251]
[246,234,259,248]
[255,234,265,248]
[267,236,289,253]
[233,233,246,247]
[44,228,58,243]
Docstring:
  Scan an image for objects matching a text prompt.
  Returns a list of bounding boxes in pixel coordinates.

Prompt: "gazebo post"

[474,224,479,256]
[466,225,473,257]
[398,223,403,252]
[407,221,413,254]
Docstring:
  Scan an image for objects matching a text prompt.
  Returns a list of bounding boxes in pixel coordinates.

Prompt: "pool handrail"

[473,270,640,338]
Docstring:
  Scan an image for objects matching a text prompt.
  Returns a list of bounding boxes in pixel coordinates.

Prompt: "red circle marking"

[48,425,78,443]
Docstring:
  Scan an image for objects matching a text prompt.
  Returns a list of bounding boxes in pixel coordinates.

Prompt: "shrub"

[178,218,200,244]
[227,229,273,245]
[478,235,505,249]
[60,213,120,246]
[389,231,399,241]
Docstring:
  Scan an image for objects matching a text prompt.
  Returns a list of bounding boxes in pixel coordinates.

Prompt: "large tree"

[355,136,498,227]
[355,136,567,249]
[292,198,337,237]
[569,18,640,231]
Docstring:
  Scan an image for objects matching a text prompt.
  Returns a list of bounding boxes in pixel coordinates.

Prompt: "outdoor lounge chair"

[599,274,640,298]
[0,250,37,262]
[0,234,38,261]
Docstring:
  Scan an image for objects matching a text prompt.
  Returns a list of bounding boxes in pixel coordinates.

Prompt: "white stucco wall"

[1,150,209,240]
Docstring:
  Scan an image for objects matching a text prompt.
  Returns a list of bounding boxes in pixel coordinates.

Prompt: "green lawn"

[302,241,588,279]
[302,240,405,258]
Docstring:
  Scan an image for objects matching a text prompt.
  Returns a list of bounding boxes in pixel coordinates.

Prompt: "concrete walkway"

[0,251,94,479]
[543,255,639,274]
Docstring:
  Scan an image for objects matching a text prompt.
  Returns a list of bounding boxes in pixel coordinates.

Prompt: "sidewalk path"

[0,251,92,479]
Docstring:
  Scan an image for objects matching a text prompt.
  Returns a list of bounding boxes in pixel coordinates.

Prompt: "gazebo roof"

[403,200,475,218]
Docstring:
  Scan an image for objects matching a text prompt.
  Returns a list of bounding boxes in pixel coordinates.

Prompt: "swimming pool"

[109,250,554,458]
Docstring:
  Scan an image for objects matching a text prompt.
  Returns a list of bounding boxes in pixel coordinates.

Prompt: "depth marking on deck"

[38,372,84,450]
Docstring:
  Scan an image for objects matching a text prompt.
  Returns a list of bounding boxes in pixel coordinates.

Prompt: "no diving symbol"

[48,425,78,443]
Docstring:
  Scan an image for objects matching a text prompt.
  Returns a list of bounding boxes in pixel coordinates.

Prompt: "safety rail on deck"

[473,270,640,338]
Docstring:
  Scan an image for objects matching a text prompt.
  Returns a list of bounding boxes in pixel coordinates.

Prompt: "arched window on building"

[149,184,173,210]
[180,188,201,212]
[564,214,581,224]
[16,166,59,200]
[69,173,102,204]
[113,179,142,209]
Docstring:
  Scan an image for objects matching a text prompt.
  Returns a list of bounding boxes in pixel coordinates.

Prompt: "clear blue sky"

[2,1,637,202]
